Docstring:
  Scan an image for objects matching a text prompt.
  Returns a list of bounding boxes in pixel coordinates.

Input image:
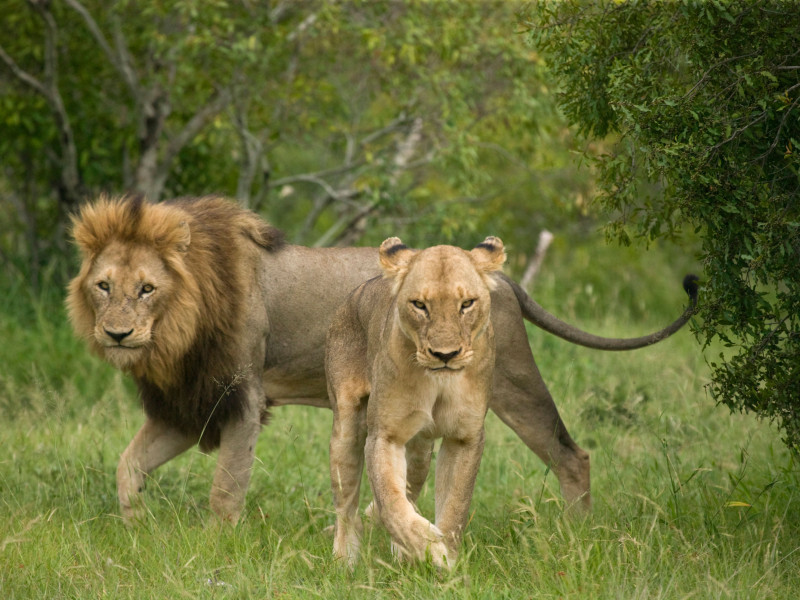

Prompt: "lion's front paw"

[119,502,145,525]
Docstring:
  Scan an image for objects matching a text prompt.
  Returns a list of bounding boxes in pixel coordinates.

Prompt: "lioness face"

[82,241,173,369]
[379,237,505,372]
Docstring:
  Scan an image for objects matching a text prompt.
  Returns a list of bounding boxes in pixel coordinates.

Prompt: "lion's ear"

[70,215,95,257]
[379,237,416,280]
[470,236,506,284]
[175,220,191,252]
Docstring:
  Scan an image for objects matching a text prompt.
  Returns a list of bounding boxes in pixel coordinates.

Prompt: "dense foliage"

[528,1,800,448]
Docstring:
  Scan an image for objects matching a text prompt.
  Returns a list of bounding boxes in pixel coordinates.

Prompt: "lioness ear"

[379,237,416,280]
[470,236,506,287]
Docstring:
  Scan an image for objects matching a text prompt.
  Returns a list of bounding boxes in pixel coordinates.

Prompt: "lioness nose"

[105,328,134,343]
[429,349,461,363]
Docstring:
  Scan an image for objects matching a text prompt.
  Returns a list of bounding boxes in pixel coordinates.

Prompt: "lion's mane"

[67,194,284,449]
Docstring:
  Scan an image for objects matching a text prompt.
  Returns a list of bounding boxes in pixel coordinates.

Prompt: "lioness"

[327,237,506,567]
[67,195,697,524]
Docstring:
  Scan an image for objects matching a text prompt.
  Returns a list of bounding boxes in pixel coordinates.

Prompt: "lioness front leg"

[366,433,450,568]
[434,430,485,557]
[117,417,195,523]
[365,435,433,527]
[210,403,263,524]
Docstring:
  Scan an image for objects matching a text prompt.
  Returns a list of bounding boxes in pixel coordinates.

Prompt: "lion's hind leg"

[329,380,369,567]
[491,372,591,512]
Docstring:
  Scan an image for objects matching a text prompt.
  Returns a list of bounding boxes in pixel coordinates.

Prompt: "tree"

[527,1,800,448]
[1,0,592,290]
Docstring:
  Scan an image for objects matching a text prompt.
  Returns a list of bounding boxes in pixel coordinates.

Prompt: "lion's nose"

[429,349,461,363]
[105,328,134,343]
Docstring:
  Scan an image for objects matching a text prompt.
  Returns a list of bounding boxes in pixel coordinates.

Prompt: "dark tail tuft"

[682,274,699,301]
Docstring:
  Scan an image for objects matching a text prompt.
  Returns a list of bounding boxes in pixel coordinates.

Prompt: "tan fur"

[326,237,506,568]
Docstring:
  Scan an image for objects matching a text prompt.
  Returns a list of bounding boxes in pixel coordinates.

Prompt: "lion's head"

[66,194,282,397]
[378,236,506,372]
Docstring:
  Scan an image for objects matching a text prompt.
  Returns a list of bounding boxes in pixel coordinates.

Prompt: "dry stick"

[520,230,554,290]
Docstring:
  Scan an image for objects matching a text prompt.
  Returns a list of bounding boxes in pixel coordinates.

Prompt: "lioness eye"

[140,284,155,296]
[411,300,427,311]
[97,281,110,292]
[461,299,475,310]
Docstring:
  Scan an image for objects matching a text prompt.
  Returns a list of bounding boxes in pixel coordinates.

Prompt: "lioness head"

[378,236,505,371]
[66,196,201,377]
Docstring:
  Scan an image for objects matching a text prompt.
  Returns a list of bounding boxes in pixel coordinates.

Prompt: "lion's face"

[80,241,174,369]
[379,237,505,372]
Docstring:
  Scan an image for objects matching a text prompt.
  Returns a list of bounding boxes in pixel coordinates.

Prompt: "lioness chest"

[369,361,492,442]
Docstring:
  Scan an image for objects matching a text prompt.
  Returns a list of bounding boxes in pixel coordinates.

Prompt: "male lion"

[327,236,506,567]
[67,194,697,523]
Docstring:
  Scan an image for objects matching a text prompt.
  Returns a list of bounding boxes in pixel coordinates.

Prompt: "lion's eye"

[140,283,155,296]
[461,299,475,311]
[97,281,110,292]
[411,300,427,312]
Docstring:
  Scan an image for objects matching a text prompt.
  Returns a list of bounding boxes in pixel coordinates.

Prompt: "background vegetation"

[529,0,800,449]
[0,0,594,290]
[1,0,799,597]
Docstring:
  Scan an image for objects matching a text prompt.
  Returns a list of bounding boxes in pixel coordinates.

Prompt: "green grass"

[2,247,799,598]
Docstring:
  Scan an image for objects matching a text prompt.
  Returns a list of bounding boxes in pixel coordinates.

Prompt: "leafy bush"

[528,0,800,449]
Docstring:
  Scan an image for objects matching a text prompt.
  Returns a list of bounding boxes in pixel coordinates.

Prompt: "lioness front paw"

[427,539,453,570]
[393,518,453,569]
[333,518,363,568]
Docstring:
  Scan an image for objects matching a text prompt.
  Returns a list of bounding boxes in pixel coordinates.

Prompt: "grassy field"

[2,244,798,598]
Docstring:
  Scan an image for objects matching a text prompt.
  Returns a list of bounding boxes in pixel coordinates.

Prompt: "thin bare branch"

[269,161,368,189]
[2,1,82,207]
[164,89,232,166]
[520,230,554,289]
[756,83,800,161]
[0,46,48,96]
[312,198,381,248]
[62,0,140,98]
[682,52,758,101]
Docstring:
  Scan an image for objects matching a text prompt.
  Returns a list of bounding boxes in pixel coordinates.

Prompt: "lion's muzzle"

[104,328,134,344]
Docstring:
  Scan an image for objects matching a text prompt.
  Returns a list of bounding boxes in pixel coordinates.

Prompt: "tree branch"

[0,1,82,208]
[0,45,48,96]
[63,0,140,96]
[164,89,232,166]
[756,84,800,161]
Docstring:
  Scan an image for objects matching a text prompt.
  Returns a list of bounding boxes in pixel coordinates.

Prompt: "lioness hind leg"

[405,434,435,504]
[117,417,195,523]
[491,372,591,512]
[434,431,485,559]
[329,386,368,566]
